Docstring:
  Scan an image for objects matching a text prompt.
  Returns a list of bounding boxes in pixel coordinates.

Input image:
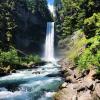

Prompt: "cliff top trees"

[55,0,100,39]
[27,0,52,21]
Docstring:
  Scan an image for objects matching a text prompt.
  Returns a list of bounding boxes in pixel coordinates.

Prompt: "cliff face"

[13,2,46,54]
[0,0,52,54]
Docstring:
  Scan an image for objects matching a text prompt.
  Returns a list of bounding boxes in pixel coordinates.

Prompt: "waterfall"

[44,22,55,62]
[43,2,55,62]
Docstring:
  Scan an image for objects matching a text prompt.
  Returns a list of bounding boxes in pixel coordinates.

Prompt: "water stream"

[0,63,63,100]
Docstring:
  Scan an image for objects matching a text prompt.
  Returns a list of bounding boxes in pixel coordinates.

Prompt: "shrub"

[76,35,100,71]
[84,13,100,38]
[0,49,19,64]
[26,54,41,63]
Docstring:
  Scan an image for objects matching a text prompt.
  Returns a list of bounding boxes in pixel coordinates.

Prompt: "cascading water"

[0,2,63,100]
[0,63,63,100]
[44,22,55,61]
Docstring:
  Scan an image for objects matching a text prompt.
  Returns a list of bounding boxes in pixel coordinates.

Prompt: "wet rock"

[65,76,77,83]
[42,68,45,70]
[10,69,16,73]
[46,73,62,77]
[62,70,71,77]
[32,71,40,74]
[0,68,6,76]
[0,66,16,76]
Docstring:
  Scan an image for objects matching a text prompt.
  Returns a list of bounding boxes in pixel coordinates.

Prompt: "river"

[0,62,63,100]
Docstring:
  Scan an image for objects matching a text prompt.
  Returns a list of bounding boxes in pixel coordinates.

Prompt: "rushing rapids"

[0,63,63,100]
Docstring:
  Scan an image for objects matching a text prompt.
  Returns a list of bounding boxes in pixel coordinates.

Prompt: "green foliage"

[0,48,41,66]
[67,30,87,61]
[77,35,100,71]
[76,13,100,71]
[55,0,100,39]
[0,0,17,50]
[0,0,51,51]
[26,0,51,20]
[27,0,36,13]
[77,49,93,70]
[0,49,19,64]
[84,13,100,38]
[27,54,41,63]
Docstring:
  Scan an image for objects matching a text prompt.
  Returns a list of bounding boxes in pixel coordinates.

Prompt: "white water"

[44,22,55,62]
[0,63,62,100]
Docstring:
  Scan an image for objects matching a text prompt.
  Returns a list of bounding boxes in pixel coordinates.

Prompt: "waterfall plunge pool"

[0,62,63,100]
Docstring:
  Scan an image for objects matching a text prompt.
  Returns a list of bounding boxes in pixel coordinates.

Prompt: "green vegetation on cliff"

[55,0,100,73]
[0,0,51,51]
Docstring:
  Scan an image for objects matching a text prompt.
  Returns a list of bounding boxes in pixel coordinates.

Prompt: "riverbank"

[54,58,100,100]
[54,31,100,100]
[0,61,46,77]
